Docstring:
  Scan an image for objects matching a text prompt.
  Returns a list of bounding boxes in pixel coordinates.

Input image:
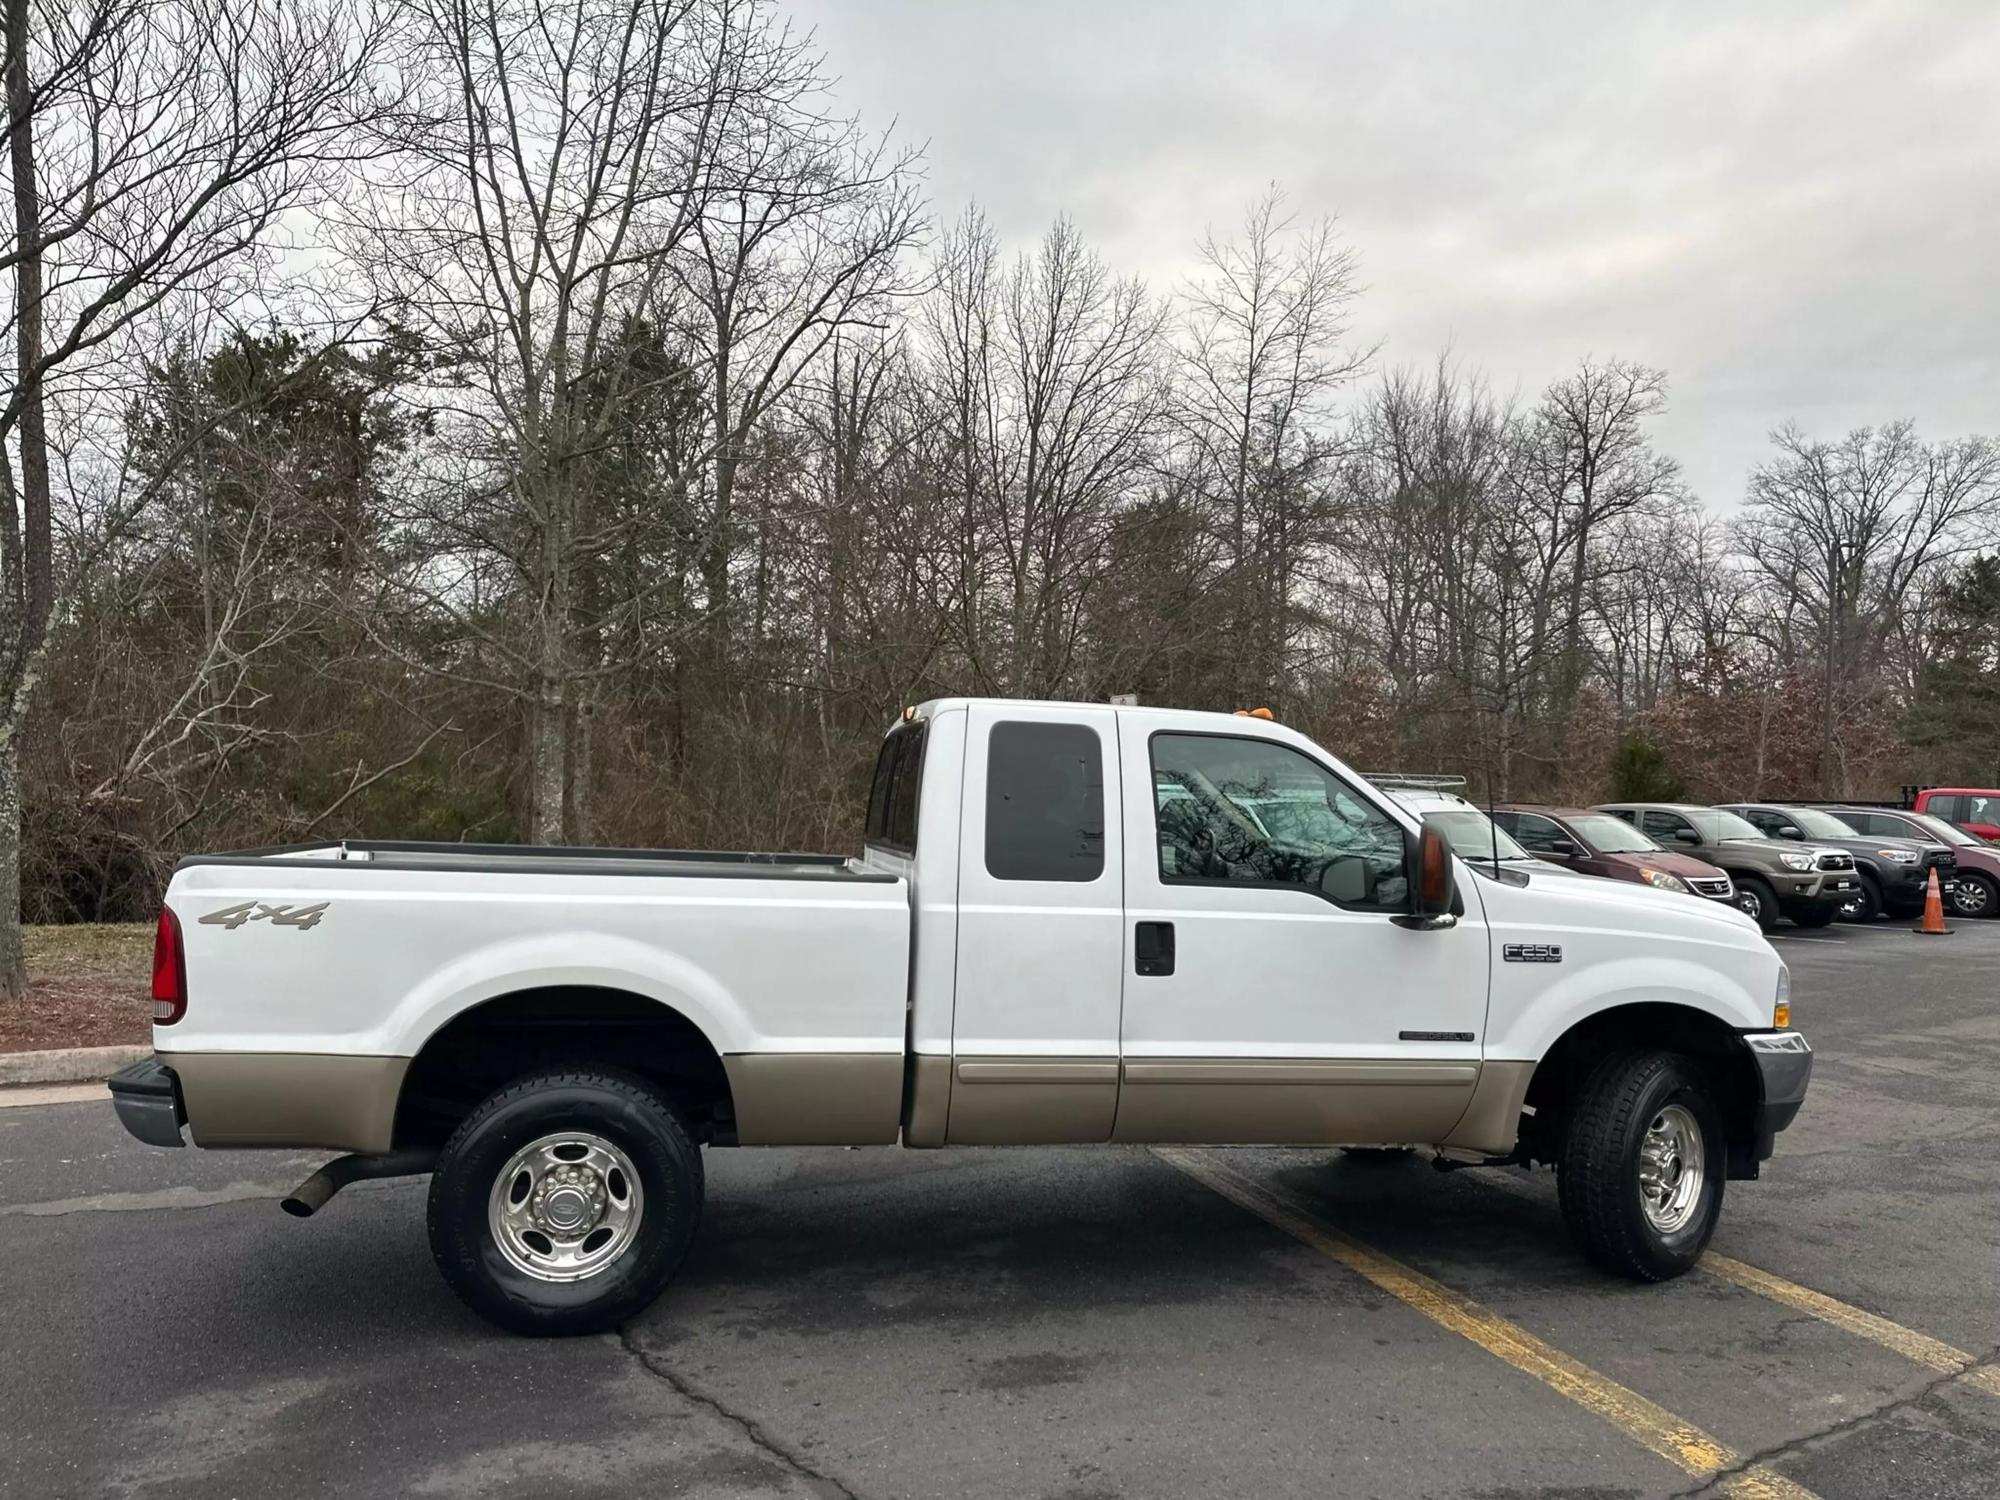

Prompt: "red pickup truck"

[1909,788,2000,842]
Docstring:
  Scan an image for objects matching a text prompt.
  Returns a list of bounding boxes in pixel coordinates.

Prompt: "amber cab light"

[152,906,187,1025]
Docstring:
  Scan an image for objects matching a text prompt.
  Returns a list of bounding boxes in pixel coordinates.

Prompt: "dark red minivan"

[1493,805,1743,910]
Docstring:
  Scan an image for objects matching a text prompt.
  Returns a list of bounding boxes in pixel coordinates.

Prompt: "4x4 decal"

[198,901,328,931]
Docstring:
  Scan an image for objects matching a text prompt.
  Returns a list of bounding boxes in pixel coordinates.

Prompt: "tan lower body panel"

[1438,1058,1536,1156]
[165,1052,408,1153]
[946,1056,1117,1145]
[903,1053,951,1148]
[1112,1057,1479,1145]
[723,1053,904,1145]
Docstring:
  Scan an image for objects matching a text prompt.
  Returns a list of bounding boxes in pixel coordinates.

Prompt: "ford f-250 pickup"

[109,698,1812,1335]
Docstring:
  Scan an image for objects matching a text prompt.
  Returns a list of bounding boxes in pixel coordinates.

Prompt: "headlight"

[1779,851,1815,871]
[1774,964,1791,1029]
[1877,848,1919,864]
[1641,868,1690,893]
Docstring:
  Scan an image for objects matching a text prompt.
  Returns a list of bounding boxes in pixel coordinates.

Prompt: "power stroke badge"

[1502,942,1563,963]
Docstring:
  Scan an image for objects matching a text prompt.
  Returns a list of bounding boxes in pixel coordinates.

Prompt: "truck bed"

[177,839,890,882]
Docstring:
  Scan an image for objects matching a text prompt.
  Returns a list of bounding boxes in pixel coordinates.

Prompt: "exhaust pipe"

[281,1150,437,1218]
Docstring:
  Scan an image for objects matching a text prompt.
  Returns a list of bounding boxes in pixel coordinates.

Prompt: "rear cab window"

[984,721,1106,882]
[865,718,928,855]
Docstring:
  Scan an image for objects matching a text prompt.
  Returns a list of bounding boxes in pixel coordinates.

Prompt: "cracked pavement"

[2,917,1997,1498]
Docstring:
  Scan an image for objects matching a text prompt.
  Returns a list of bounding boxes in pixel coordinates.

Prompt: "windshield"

[1567,813,1661,853]
[1425,810,1534,862]
[1691,808,1767,841]
[1789,808,1860,839]
[1907,812,1977,847]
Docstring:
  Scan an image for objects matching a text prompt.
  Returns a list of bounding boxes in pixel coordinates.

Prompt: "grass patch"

[25,922,153,983]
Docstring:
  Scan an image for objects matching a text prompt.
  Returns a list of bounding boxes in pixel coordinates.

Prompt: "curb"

[0,1043,151,1086]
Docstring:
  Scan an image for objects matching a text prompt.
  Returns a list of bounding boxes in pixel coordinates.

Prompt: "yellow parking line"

[1156,1148,1817,1500]
[1702,1252,2000,1399]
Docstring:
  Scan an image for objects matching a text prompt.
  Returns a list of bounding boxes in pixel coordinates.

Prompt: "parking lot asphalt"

[4,918,1998,1499]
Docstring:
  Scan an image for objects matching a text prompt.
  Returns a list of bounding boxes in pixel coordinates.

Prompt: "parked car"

[1493,805,1742,910]
[1829,806,2000,919]
[1717,803,1952,923]
[109,699,1809,1334]
[1907,788,2000,843]
[1371,783,1590,878]
[1594,802,1858,932]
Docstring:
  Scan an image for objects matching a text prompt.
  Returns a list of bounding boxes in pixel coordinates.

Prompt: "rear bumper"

[1746,1031,1813,1161]
[107,1057,186,1149]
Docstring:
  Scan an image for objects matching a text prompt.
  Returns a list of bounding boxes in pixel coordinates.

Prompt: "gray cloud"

[787,0,2000,507]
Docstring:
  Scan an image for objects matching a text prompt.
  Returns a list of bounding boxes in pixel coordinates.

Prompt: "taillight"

[152,906,187,1025]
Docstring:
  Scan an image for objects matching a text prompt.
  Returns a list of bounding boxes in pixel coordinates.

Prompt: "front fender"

[1486,951,1770,1060]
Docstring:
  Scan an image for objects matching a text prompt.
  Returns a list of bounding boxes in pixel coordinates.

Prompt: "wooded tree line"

[5,0,1999,981]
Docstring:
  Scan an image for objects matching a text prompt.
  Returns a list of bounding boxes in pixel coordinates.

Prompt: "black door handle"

[1134,921,1175,977]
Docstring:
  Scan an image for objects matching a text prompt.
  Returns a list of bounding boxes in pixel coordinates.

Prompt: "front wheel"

[1734,875,1779,932]
[1838,873,1881,923]
[427,1069,703,1336]
[1558,1051,1725,1281]
[1949,872,1997,919]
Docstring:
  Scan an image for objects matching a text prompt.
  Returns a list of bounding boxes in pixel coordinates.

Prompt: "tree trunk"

[0,739,23,1000]
[3,0,49,1003]
[531,679,566,845]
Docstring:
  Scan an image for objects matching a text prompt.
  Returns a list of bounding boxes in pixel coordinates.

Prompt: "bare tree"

[1740,421,2000,791]
[0,0,383,997]
[1174,186,1368,701]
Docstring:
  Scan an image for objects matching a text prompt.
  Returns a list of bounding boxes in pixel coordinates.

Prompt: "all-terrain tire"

[1557,1050,1725,1282]
[427,1068,703,1336]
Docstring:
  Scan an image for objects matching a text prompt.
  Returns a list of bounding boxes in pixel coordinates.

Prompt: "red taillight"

[151,906,187,1025]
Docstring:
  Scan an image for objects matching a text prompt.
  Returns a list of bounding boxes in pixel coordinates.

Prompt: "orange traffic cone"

[1913,868,1952,936]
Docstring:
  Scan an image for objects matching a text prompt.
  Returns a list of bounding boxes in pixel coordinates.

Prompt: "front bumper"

[107,1056,186,1148]
[1746,1031,1812,1161]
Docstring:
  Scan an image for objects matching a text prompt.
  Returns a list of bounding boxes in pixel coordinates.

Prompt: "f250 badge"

[198,901,328,931]
[1503,942,1562,963]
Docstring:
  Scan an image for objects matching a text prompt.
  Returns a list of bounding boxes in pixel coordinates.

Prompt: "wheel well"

[1520,1003,1762,1178]
[393,987,736,1149]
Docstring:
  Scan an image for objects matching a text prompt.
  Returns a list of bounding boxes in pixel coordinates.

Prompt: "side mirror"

[1549,838,1580,859]
[1393,819,1458,931]
[1777,826,1803,840]
[1673,828,1701,846]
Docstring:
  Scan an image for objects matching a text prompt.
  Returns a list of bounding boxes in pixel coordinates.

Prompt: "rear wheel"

[1838,873,1881,923]
[1734,875,1779,932]
[427,1069,703,1336]
[1949,872,1997,919]
[1558,1051,1725,1281]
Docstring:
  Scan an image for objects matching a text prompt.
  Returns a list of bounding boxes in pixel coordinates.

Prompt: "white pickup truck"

[110,698,1812,1335]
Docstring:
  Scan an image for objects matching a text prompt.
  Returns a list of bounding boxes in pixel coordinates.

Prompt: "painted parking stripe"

[1702,1252,2000,1399]
[1156,1148,1818,1500]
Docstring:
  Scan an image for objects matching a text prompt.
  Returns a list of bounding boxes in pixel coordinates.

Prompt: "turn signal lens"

[1773,964,1791,1030]
[151,906,187,1025]
[1774,1003,1791,1029]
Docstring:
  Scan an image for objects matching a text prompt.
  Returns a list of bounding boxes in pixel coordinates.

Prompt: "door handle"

[1134,921,1175,977]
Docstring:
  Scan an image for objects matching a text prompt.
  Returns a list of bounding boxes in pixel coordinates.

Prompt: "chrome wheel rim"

[487,1131,643,1283]
[1637,1104,1705,1235]
[1952,881,1990,916]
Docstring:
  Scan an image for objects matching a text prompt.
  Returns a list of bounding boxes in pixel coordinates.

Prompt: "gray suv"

[1594,803,1859,931]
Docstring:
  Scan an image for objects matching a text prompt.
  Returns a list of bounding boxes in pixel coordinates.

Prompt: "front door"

[947,704,1124,1144]
[1114,725,1491,1144]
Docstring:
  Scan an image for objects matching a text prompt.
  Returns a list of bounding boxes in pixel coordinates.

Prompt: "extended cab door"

[946,704,1124,1143]
[1113,720,1490,1144]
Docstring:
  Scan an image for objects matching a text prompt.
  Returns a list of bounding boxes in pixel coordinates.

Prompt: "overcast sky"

[786,0,2000,510]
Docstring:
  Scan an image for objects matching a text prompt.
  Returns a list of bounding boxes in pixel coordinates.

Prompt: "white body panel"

[163,861,911,1060]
